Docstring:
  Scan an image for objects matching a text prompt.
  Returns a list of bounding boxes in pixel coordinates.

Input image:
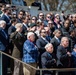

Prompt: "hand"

[16,27,22,32]
[53,59,56,63]
[67,52,71,57]
[16,28,20,32]
[27,28,30,31]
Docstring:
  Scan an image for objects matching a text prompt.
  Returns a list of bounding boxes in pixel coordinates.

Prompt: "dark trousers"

[58,64,72,75]
[2,54,8,75]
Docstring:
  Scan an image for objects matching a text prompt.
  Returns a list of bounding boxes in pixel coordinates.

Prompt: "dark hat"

[74,44,76,48]
[30,23,36,27]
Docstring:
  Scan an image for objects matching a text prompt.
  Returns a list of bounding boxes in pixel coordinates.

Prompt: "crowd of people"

[0,3,76,75]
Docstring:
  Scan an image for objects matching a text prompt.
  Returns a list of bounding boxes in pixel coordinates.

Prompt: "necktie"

[57,39,60,43]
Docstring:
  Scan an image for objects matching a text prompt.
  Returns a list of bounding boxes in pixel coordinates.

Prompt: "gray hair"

[45,43,53,49]
[27,32,34,39]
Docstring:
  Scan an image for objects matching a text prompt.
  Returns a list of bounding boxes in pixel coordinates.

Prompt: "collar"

[23,23,28,28]
[41,36,46,40]
[54,36,59,40]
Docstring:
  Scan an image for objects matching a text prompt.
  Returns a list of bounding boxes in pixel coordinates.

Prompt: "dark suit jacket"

[8,25,16,36]
[22,24,28,34]
[51,37,60,55]
[1,14,11,29]
[41,51,56,75]
[41,51,56,68]
[0,27,9,51]
[10,31,27,58]
[17,18,22,23]
[57,45,71,68]
[36,37,48,54]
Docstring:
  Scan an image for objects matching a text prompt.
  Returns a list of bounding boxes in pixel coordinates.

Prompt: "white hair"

[45,43,53,49]
[27,32,34,38]
[0,20,6,25]
[6,4,11,8]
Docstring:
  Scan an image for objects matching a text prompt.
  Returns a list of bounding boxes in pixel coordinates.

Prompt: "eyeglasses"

[39,15,44,16]
[19,14,23,15]
[47,16,51,18]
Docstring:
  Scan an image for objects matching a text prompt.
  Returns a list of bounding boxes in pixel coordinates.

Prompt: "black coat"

[41,51,56,75]
[1,14,11,29]
[51,37,60,55]
[36,37,48,54]
[57,45,72,68]
[36,37,48,68]
[0,27,9,52]
[41,51,56,68]
[8,25,16,36]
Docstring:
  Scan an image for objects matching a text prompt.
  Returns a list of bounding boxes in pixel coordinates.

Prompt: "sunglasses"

[39,15,44,16]
[48,23,53,25]
[32,19,36,20]
[47,16,51,18]
[19,14,23,15]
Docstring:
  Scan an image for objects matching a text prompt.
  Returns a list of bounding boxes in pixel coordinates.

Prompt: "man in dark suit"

[0,20,9,75]
[51,29,61,57]
[0,20,9,52]
[41,43,56,75]
[57,37,72,75]
[17,10,24,23]
[36,29,48,68]
[22,16,29,34]
[8,18,17,36]
[1,7,11,30]
[8,18,17,55]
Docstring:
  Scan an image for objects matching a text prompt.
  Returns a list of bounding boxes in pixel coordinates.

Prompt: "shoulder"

[24,40,32,45]
[36,37,42,41]
[24,40,29,43]
[1,14,6,18]
[41,52,48,57]
[57,45,64,51]
[51,37,56,41]
[0,27,2,31]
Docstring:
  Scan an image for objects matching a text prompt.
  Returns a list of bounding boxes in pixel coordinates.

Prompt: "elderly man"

[23,32,38,75]
[0,20,9,75]
[41,43,56,75]
[0,20,8,52]
[10,23,26,75]
[57,37,72,75]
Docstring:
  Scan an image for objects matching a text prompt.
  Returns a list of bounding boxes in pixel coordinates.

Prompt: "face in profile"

[46,44,54,53]
[64,20,70,28]
[29,34,35,42]
[62,38,69,47]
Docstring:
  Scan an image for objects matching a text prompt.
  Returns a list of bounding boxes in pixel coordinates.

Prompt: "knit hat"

[30,23,36,27]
